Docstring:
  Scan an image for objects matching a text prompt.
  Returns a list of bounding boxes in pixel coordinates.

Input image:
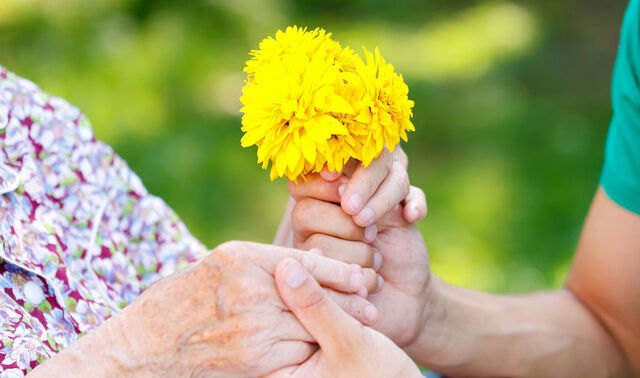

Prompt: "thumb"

[402,185,427,223]
[274,258,371,353]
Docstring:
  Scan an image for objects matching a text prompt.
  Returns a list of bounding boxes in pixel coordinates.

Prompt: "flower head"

[240,27,414,181]
[245,26,357,80]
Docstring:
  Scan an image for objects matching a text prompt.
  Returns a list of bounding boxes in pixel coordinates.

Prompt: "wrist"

[402,274,454,366]
[30,310,149,377]
[97,307,154,375]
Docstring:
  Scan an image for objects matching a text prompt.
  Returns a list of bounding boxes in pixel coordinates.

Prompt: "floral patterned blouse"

[0,66,207,376]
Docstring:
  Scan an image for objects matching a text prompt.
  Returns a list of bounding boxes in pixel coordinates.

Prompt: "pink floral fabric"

[0,66,208,376]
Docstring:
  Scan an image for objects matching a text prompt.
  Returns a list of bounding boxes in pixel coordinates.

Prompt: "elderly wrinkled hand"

[32,241,378,377]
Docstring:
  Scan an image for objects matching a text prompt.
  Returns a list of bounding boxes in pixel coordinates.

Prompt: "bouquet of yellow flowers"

[240,26,415,181]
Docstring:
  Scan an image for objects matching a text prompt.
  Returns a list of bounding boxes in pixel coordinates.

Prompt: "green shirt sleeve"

[600,0,640,214]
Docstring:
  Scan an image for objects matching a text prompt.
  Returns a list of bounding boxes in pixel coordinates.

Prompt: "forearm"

[406,275,632,377]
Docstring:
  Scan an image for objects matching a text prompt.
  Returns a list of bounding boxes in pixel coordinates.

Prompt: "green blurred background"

[0,0,628,293]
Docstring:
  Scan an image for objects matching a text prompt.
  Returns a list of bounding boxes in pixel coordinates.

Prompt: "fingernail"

[376,275,384,291]
[373,253,382,271]
[358,207,375,225]
[284,261,307,289]
[364,224,377,243]
[356,287,367,298]
[338,184,346,197]
[364,305,378,323]
[347,193,363,213]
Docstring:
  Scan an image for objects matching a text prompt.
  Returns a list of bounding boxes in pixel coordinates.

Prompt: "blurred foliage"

[0,0,628,293]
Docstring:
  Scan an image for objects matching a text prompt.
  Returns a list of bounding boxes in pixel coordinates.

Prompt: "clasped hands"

[32,147,429,378]
[267,147,431,377]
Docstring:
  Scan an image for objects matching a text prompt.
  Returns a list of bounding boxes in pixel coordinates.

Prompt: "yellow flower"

[245,26,357,80]
[240,34,355,181]
[240,27,414,181]
[349,48,415,165]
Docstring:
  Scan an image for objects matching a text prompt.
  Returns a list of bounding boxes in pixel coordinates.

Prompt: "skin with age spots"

[121,248,301,375]
[122,243,360,376]
[31,241,377,378]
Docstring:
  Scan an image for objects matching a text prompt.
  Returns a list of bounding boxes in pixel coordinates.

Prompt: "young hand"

[287,174,431,347]
[274,147,426,248]
[263,258,422,378]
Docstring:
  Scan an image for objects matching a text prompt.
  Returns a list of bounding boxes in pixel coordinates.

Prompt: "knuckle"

[397,169,410,196]
[392,146,409,168]
[305,233,326,249]
[380,147,392,165]
[214,240,243,258]
[342,295,362,318]
[298,252,318,277]
[309,255,350,288]
[287,180,302,198]
[395,146,408,164]
[291,198,315,233]
[362,178,377,198]
[330,263,349,287]
[201,241,248,277]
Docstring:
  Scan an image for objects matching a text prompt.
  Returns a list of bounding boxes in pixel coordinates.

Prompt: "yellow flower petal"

[300,133,317,163]
[240,27,414,181]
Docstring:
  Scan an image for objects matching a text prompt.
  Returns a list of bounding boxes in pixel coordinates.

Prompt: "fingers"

[292,198,377,243]
[277,290,378,341]
[260,354,321,378]
[319,167,342,182]
[325,289,378,326]
[391,145,408,170]
[341,158,360,178]
[296,251,378,295]
[217,241,368,294]
[297,252,370,294]
[363,267,379,294]
[276,311,315,342]
[352,160,410,227]
[340,148,392,216]
[262,341,317,374]
[298,234,379,269]
[403,185,427,223]
[274,258,367,353]
[288,174,346,203]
